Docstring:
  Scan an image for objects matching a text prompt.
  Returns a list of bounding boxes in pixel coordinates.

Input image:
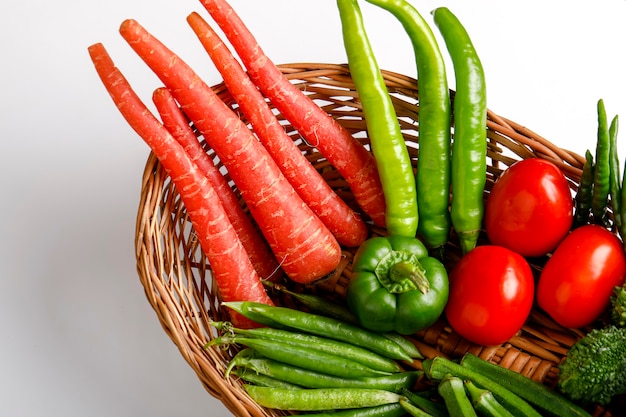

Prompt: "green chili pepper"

[365,0,451,259]
[463,380,515,417]
[401,388,449,417]
[231,367,304,389]
[243,385,405,411]
[337,0,418,237]
[592,98,611,226]
[574,150,594,228]
[432,7,487,255]
[346,235,449,335]
[609,114,623,236]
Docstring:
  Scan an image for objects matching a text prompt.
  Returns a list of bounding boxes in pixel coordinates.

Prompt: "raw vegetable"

[422,356,542,417]
[299,403,406,417]
[460,353,592,417]
[365,0,451,259]
[87,43,272,328]
[608,114,622,233]
[229,354,419,392]
[432,7,487,255]
[151,87,280,281]
[346,235,449,335]
[399,400,434,417]
[592,99,611,226]
[558,326,626,405]
[222,301,417,361]
[485,158,574,258]
[537,224,626,328]
[186,11,368,248]
[463,380,515,417]
[232,368,304,389]
[243,385,405,411]
[213,323,403,373]
[437,376,477,417]
[214,337,390,379]
[199,0,387,227]
[337,0,417,238]
[400,388,449,417]
[573,150,594,228]
[611,282,626,327]
[445,245,534,346]
[118,18,341,284]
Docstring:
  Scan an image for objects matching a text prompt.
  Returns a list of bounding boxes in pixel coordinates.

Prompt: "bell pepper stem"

[389,261,430,294]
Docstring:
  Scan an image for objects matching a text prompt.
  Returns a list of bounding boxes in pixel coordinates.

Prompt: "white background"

[1,0,625,416]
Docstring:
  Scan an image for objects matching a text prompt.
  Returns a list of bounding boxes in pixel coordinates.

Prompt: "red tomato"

[445,245,534,346]
[537,224,626,328]
[485,158,573,257]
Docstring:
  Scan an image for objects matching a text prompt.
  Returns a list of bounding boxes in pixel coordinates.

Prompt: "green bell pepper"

[346,235,449,335]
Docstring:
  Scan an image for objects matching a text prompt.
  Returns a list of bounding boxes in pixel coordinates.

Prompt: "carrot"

[186,12,368,248]
[151,87,281,281]
[118,19,342,284]
[197,0,387,227]
[87,42,272,328]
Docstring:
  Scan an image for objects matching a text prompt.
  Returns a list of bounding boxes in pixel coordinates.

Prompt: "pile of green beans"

[415,354,592,417]
[210,305,436,414]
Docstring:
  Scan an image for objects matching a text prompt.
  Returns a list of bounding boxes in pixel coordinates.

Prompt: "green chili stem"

[337,0,418,237]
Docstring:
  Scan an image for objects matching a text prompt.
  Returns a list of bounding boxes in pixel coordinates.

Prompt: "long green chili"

[574,150,594,228]
[592,98,611,226]
[608,114,623,236]
[365,0,451,259]
[336,0,418,237]
[432,7,487,255]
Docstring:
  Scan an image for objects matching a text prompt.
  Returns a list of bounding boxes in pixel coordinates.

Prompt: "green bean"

[592,98,611,226]
[337,0,418,237]
[222,301,415,361]
[574,150,594,228]
[459,353,592,417]
[463,380,514,417]
[233,355,419,392]
[437,376,477,417]
[365,0,452,259]
[231,367,303,389]
[401,388,449,417]
[300,403,406,417]
[243,385,405,411]
[431,7,487,255]
[422,356,541,417]
[226,325,403,373]
[217,336,389,379]
[399,399,433,417]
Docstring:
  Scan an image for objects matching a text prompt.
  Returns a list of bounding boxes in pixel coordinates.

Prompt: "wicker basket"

[134,63,617,417]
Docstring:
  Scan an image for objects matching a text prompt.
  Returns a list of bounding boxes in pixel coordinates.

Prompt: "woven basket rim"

[134,62,617,417]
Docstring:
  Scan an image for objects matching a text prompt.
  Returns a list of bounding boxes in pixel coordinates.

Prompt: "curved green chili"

[574,150,594,228]
[608,115,622,234]
[593,98,611,226]
[365,0,451,259]
[337,0,418,237]
[432,7,487,255]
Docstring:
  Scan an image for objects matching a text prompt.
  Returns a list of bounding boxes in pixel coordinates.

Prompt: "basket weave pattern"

[135,63,614,417]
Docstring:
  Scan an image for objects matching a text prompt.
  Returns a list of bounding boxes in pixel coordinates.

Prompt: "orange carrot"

[151,87,281,281]
[118,19,341,284]
[87,42,272,328]
[186,12,368,248]
[198,0,386,227]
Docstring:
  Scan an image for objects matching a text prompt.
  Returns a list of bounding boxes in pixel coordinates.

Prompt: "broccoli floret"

[558,326,626,405]
[611,284,626,327]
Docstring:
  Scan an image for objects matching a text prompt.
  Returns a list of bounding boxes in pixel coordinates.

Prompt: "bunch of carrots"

[89,0,389,327]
